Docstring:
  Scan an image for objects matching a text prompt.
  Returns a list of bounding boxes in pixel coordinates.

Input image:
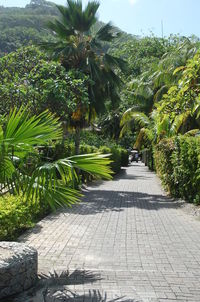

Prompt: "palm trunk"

[75,127,80,155]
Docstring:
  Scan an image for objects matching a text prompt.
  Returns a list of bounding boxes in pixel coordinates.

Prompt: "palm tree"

[40,0,127,154]
[126,38,198,119]
[0,108,112,209]
[120,109,188,149]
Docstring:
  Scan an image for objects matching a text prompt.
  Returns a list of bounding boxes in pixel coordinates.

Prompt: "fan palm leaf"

[0,107,112,209]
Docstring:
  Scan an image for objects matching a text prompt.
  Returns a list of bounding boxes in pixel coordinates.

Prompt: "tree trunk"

[75,127,81,155]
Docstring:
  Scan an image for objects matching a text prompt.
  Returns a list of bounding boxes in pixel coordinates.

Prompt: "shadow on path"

[65,190,177,216]
[7,270,139,302]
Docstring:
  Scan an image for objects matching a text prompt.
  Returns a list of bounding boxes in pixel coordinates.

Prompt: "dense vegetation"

[0,0,130,240]
[119,38,200,202]
[0,0,131,57]
[155,137,200,203]
[0,0,200,240]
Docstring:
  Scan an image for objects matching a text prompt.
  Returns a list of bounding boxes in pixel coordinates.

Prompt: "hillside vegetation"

[0,0,133,56]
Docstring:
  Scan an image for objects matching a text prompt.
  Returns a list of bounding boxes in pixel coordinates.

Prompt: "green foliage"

[0,107,112,210]
[79,131,109,148]
[99,146,128,174]
[118,36,200,147]
[0,0,131,58]
[111,35,168,77]
[109,35,193,114]
[155,52,200,134]
[154,139,176,194]
[0,47,89,120]
[40,0,127,121]
[154,137,200,202]
[119,148,129,167]
[0,1,57,56]
[42,140,128,176]
[0,194,49,240]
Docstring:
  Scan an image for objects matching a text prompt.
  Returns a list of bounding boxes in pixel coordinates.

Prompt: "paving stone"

[18,163,200,301]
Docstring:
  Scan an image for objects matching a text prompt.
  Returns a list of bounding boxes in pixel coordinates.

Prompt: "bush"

[119,148,129,167]
[0,195,50,241]
[154,139,176,193]
[110,147,122,174]
[172,136,200,202]
[154,136,200,203]
[79,144,98,154]
[42,141,128,178]
[99,146,128,174]
[141,148,154,171]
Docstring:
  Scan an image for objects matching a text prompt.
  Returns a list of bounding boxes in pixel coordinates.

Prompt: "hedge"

[42,142,129,175]
[99,146,129,174]
[0,195,50,241]
[154,136,200,204]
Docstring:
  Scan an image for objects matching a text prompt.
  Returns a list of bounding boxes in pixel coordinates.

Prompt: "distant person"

[135,152,139,163]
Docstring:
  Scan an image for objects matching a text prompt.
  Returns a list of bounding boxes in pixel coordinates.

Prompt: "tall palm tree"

[40,0,127,153]
[0,108,112,209]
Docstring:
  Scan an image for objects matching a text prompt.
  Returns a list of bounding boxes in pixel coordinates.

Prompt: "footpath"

[19,163,200,302]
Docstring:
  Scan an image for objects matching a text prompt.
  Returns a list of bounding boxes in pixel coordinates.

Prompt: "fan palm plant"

[0,108,112,209]
[39,0,127,153]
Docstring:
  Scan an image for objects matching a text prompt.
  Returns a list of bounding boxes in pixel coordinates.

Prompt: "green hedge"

[141,148,154,171]
[42,142,129,175]
[0,195,50,241]
[154,136,200,203]
[119,147,129,167]
[99,146,129,174]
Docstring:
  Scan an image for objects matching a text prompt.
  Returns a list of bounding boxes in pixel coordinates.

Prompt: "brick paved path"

[19,163,200,301]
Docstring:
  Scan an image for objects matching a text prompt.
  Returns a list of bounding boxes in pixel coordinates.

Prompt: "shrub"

[110,146,122,174]
[42,142,127,178]
[0,195,49,241]
[119,148,129,167]
[171,136,200,202]
[141,148,154,171]
[100,146,128,174]
[154,136,200,203]
[79,144,98,154]
[154,139,176,194]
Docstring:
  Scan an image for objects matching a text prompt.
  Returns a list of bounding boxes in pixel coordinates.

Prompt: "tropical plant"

[120,108,186,149]
[156,52,200,133]
[39,0,127,153]
[0,47,89,120]
[0,108,112,209]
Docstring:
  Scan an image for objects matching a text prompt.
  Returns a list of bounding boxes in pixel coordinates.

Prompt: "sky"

[0,0,199,38]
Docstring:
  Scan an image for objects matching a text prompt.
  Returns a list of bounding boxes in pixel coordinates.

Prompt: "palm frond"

[0,155,16,184]
[47,19,74,38]
[119,122,131,138]
[103,54,128,73]
[184,129,200,136]
[4,108,62,148]
[134,128,153,149]
[95,22,119,42]
[171,111,191,134]
[193,98,200,118]
[68,153,113,180]
[22,153,112,209]
[120,109,150,128]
